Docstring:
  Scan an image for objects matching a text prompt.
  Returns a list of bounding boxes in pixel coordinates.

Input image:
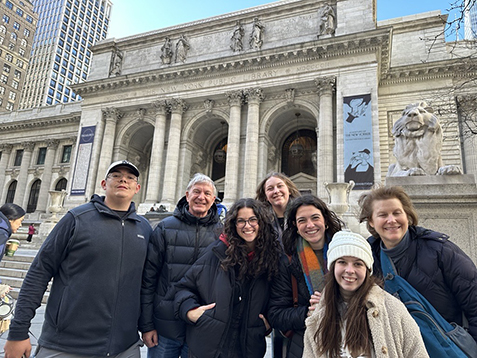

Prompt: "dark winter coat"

[369,225,477,342]
[174,240,271,358]
[8,195,152,356]
[139,196,221,341]
[268,253,312,358]
[0,211,12,260]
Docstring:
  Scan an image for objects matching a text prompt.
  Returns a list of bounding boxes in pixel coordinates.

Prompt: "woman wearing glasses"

[268,195,343,358]
[174,198,281,358]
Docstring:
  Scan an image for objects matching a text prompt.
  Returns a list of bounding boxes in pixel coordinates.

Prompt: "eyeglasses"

[107,173,138,182]
[235,217,259,228]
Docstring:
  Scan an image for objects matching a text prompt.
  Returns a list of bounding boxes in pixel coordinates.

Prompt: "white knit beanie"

[327,230,374,273]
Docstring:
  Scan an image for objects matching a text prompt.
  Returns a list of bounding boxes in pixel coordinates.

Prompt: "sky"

[107,0,463,40]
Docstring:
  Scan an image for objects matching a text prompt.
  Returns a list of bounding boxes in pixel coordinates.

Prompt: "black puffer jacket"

[139,196,221,341]
[268,253,311,358]
[174,240,270,358]
[369,225,477,342]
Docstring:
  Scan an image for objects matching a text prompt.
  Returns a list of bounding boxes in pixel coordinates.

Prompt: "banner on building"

[343,94,374,190]
[71,125,96,196]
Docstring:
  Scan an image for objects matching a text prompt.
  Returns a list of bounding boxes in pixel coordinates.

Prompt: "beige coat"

[303,284,429,358]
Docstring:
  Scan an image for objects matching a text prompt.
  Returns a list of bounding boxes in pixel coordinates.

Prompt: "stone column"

[14,141,35,207]
[223,90,244,206]
[242,88,264,197]
[315,77,335,198]
[95,107,122,194]
[0,144,13,202]
[147,101,168,201]
[37,139,59,212]
[161,98,188,207]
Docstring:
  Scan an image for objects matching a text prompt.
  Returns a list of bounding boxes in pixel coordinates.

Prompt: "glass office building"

[19,0,112,108]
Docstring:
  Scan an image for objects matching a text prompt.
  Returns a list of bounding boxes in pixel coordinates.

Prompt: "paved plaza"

[0,308,272,357]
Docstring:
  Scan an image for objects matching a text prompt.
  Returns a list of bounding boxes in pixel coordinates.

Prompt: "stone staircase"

[0,244,50,304]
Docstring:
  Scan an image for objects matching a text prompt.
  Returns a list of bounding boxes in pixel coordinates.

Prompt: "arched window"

[0,26,6,34]
[55,178,67,191]
[5,181,17,203]
[281,129,317,178]
[10,32,17,41]
[27,179,41,213]
[20,39,27,47]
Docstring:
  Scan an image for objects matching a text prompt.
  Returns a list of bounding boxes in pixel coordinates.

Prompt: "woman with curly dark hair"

[174,198,281,358]
[268,195,343,358]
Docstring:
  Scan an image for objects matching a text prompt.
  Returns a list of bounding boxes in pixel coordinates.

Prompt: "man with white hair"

[140,173,222,358]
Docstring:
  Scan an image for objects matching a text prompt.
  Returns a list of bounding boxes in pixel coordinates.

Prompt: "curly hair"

[313,261,379,357]
[221,198,281,281]
[255,172,300,205]
[282,195,343,256]
[358,185,418,238]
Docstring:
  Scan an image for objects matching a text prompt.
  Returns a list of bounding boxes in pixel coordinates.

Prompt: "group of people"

[1,161,476,358]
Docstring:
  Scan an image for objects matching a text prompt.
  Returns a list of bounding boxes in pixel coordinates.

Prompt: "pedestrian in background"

[26,224,35,243]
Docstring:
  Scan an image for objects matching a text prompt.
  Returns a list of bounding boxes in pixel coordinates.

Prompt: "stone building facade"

[1,0,476,224]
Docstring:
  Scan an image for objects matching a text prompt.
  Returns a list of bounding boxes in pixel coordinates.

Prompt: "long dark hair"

[0,203,25,220]
[314,261,378,357]
[221,198,281,280]
[282,195,343,256]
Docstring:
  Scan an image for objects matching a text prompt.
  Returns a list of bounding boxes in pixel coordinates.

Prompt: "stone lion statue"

[387,102,462,177]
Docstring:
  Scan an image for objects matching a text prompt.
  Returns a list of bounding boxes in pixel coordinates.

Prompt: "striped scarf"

[297,236,327,295]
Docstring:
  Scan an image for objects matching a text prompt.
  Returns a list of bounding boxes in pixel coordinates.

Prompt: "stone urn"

[324,181,355,218]
[48,190,67,222]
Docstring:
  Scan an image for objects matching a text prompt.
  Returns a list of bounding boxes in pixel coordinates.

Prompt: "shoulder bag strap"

[287,255,299,307]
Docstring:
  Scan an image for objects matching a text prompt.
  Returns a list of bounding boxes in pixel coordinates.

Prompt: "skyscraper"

[19,0,112,109]
[464,0,477,39]
[0,0,37,112]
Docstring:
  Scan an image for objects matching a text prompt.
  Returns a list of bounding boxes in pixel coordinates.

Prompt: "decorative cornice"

[380,60,477,86]
[0,116,80,132]
[74,29,392,96]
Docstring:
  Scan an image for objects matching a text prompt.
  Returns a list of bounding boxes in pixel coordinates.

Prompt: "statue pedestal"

[386,175,477,264]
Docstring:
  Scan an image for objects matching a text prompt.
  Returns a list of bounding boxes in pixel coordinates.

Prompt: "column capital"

[22,141,35,151]
[168,98,188,114]
[314,76,336,94]
[152,100,169,115]
[46,139,60,149]
[0,144,13,154]
[102,107,123,120]
[244,87,264,104]
[225,90,244,107]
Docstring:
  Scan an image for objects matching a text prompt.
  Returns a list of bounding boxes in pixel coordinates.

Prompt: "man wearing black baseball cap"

[5,160,152,358]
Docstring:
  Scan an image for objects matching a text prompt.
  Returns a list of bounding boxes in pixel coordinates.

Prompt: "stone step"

[0,260,32,270]
[0,267,28,278]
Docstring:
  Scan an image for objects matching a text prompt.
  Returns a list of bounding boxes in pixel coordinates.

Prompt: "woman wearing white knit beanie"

[303,230,429,358]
